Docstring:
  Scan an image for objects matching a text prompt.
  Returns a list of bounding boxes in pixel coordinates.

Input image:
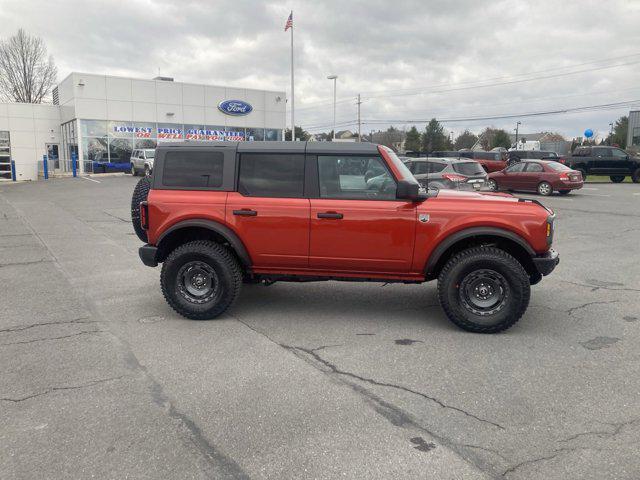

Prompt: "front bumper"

[139,244,158,267]
[532,248,559,276]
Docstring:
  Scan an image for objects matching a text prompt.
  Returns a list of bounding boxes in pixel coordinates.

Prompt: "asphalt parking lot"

[1,176,639,480]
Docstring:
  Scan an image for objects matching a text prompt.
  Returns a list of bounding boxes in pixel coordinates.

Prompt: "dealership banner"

[113,125,153,138]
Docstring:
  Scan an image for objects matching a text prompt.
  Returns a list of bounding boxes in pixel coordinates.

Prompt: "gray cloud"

[1,0,638,139]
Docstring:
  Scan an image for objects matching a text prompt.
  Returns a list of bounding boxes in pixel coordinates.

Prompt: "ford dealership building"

[0,72,286,181]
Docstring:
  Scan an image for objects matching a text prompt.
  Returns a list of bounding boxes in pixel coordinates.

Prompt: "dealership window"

[265,129,282,141]
[157,123,183,142]
[82,137,108,162]
[81,120,107,137]
[246,127,264,141]
[226,126,245,141]
[205,125,225,141]
[163,151,224,188]
[0,131,11,180]
[108,138,133,167]
[238,153,304,197]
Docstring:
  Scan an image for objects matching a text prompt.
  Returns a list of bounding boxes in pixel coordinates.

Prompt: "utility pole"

[327,75,338,140]
[356,94,362,142]
[515,121,521,147]
[609,122,614,145]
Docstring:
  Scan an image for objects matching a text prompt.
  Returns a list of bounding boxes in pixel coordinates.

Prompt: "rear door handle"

[233,209,257,216]
[317,212,343,219]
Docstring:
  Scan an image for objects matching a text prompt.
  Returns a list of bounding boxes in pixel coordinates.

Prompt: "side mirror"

[396,179,425,201]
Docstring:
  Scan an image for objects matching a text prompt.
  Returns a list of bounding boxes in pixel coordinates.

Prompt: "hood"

[433,188,520,203]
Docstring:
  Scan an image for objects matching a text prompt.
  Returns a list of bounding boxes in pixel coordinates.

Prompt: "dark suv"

[131,141,559,333]
[566,146,640,182]
[507,151,563,162]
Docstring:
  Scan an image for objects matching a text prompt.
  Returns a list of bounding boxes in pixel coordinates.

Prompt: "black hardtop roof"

[156,141,380,155]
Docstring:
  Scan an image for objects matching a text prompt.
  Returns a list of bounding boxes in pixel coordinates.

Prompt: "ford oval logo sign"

[218,100,253,116]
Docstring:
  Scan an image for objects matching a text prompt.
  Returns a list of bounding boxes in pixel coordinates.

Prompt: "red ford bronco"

[131,141,558,333]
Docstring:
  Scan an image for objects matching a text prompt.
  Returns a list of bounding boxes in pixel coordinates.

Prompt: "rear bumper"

[139,244,158,267]
[532,249,559,276]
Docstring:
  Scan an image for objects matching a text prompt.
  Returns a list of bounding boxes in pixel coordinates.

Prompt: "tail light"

[442,173,467,183]
[558,157,566,164]
[140,201,149,230]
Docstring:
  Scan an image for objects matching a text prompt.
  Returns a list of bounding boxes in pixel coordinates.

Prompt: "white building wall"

[0,103,61,181]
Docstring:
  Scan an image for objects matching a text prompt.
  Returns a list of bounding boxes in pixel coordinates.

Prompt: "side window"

[611,149,627,159]
[238,153,304,198]
[412,162,429,175]
[525,163,543,172]
[431,163,446,173]
[318,155,396,200]
[506,163,526,173]
[593,147,609,157]
[163,150,224,188]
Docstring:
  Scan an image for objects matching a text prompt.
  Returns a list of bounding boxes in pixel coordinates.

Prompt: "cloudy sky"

[1,0,639,140]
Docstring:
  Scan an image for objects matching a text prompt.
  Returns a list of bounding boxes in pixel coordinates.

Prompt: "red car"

[487,160,583,196]
[132,142,559,333]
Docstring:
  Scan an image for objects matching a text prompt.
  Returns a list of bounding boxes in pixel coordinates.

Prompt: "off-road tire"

[537,181,552,196]
[559,190,571,195]
[610,175,625,183]
[131,176,151,242]
[437,246,531,333]
[631,168,640,183]
[161,241,242,320]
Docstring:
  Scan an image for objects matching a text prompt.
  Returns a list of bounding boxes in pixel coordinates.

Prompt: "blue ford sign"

[218,100,253,116]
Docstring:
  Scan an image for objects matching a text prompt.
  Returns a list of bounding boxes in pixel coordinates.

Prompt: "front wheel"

[537,181,553,196]
[161,241,242,320]
[130,164,137,176]
[144,165,151,177]
[486,179,498,191]
[437,246,530,333]
[610,175,625,183]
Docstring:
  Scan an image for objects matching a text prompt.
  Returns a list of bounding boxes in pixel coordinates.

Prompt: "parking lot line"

[582,187,599,190]
[577,192,611,197]
[81,176,101,183]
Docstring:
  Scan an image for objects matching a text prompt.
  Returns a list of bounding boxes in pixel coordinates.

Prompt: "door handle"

[233,209,257,217]
[317,212,343,219]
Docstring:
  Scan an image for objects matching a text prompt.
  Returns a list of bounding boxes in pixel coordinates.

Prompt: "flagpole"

[290,13,295,141]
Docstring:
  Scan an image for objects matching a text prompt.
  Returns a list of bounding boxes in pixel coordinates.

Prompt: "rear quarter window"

[453,162,485,175]
[162,151,224,188]
[238,153,304,198]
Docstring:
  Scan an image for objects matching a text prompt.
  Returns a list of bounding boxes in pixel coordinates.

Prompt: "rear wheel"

[130,163,137,176]
[631,168,640,183]
[131,176,151,242]
[144,165,151,177]
[610,175,625,183]
[486,179,498,191]
[559,190,571,195]
[160,241,242,320]
[537,181,552,196]
[437,246,530,333]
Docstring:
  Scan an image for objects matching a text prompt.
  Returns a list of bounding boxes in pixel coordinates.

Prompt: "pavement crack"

[501,452,562,477]
[564,280,640,293]
[0,317,94,333]
[0,330,102,345]
[0,375,127,403]
[102,211,129,223]
[282,343,505,430]
[566,300,618,315]
[0,259,53,268]
[559,418,640,443]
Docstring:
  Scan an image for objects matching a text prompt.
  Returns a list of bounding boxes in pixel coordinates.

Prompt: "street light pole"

[327,75,337,140]
[609,122,614,145]
[515,121,521,147]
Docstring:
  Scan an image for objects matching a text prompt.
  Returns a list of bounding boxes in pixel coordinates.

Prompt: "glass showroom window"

[108,137,133,168]
[0,131,11,180]
[205,126,225,141]
[133,122,157,149]
[265,129,282,141]
[185,124,206,141]
[246,127,264,141]
[226,126,246,141]
[82,120,107,138]
[158,123,184,142]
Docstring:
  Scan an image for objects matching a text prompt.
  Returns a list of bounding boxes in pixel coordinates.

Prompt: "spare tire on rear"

[131,176,151,242]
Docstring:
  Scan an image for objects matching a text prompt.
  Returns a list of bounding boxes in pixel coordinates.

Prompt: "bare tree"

[0,29,57,103]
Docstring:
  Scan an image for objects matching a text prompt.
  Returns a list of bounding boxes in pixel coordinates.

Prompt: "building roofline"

[57,71,285,95]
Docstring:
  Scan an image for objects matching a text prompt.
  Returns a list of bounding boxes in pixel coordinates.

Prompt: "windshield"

[546,162,572,171]
[144,149,156,158]
[380,146,414,180]
[453,161,485,176]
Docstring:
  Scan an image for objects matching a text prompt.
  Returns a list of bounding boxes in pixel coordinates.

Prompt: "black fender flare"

[424,227,535,276]
[157,219,252,267]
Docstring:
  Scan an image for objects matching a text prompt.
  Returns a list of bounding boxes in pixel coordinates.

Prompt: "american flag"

[284,11,293,31]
